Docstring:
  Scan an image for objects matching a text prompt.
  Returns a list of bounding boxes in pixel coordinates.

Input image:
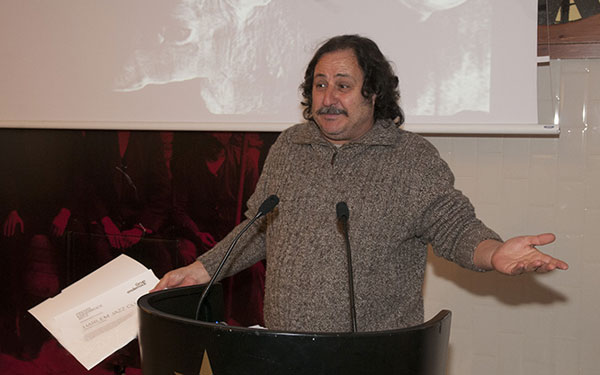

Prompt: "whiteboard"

[0,0,539,128]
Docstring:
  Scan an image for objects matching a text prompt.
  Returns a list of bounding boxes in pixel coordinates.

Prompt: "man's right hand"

[150,260,211,292]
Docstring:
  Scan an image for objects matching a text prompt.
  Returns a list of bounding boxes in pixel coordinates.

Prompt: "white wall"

[423,59,600,375]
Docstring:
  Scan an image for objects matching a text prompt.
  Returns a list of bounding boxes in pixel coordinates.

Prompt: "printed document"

[29,254,158,370]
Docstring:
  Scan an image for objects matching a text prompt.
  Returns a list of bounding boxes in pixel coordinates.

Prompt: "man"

[152,35,568,332]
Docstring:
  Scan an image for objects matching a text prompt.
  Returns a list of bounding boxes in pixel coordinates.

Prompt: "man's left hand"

[475,233,569,275]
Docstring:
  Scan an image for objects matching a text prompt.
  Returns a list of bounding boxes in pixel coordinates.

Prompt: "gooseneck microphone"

[194,194,280,321]
[336,201,358,332]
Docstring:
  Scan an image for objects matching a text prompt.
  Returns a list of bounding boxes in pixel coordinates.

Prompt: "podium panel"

[138,285,451,375]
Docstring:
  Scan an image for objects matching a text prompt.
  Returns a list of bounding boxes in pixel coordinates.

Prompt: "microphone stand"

[337,202,358,332]
[194,195,279,321]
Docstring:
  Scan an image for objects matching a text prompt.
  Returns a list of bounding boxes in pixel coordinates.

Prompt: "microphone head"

[258,194,280,216]
[336,201,349,221]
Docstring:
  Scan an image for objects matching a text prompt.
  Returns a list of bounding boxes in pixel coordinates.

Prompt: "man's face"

[311,49,375,145]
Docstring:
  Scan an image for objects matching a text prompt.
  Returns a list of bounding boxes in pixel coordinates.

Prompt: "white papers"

[29,254,159,370]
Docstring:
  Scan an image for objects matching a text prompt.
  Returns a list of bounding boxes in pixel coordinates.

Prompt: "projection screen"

[0,0,545,133]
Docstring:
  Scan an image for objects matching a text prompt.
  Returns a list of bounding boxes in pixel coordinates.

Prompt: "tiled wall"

[423,59,600,375]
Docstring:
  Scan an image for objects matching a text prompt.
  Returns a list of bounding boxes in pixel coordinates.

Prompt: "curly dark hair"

[300,35,404,125]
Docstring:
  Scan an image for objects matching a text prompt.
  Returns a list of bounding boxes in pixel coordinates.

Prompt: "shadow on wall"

[426,246,568,306]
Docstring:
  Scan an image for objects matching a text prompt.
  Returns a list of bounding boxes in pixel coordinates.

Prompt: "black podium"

[137,285,451,375]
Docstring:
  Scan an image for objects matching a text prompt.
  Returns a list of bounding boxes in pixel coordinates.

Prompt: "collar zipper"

[331,149,338,166]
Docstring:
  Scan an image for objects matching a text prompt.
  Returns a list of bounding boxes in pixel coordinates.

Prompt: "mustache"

[316,106,348,116]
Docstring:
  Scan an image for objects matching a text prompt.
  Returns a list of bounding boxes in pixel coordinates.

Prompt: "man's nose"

[322,86,338,106]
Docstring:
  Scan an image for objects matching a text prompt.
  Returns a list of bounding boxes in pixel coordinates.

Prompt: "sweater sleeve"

[197,216,267,280]
[408,137,502,271]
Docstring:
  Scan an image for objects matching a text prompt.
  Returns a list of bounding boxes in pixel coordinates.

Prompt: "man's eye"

[315,83,326,89]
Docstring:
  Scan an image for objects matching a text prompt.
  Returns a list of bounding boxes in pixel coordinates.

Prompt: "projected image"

[113,0,491,120]
[114,0,302,115]
[395,0,491,119]
[4,0,533,126]
[397,0,469,21]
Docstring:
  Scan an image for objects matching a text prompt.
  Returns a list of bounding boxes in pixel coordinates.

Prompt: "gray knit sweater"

[198,119,501,333]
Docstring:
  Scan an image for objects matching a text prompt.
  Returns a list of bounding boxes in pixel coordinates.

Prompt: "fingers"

[510,256,568,275]
[119,229,142,249]
[52,224,65,237]
[516,233,568,274]
[508,259,541,275]
[528,233,556,247]
[150,272,193,293]
[121,237,133,249]
[530,245,569,272]
[151,272,180,292]
[3,218,24,237]
[523,259,544,273]
[542,258,568,271]
[150,261,210,293]
[150,276,171,293]
[107,234,121,249]
[7,219,16,236]
[179,276,201,288]
[108,232,123,248]
[536,262,557,273]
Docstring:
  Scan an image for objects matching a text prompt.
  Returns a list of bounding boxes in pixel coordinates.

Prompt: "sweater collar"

[291,119,401,147]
